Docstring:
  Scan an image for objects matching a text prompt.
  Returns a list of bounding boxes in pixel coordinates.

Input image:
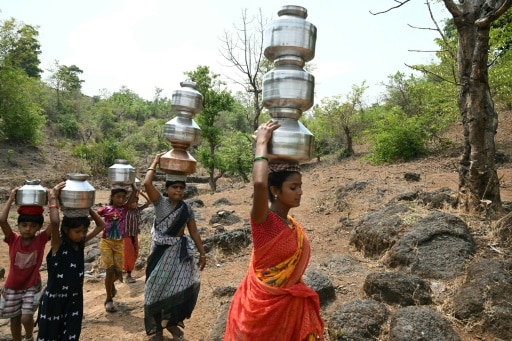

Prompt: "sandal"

[167,325,184,340]
[152,331,163,341]
[126,276,136,283]
[104,299,117,313]
[22,337,34,341]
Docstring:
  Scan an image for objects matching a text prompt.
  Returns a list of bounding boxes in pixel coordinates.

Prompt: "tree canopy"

[0,7,511,209]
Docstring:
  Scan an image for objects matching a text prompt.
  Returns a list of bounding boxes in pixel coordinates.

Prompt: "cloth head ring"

[166,174,187,182]
[268,162,301,174]
[18,206,44,215]
[62,208,90,218]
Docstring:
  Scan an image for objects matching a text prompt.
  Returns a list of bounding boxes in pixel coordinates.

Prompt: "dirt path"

[1,129,512,340]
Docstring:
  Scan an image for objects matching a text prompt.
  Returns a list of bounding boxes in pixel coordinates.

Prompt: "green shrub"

[368,111,427,164]
[0,67,45,144]
[57,114,79,138]
[72,139,134,176]
[217,130,253,182]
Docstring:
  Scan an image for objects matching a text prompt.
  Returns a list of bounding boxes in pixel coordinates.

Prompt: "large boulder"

[383,211,475,279]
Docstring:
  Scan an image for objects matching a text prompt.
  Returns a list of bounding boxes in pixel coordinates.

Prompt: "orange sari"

[224,214,324,340]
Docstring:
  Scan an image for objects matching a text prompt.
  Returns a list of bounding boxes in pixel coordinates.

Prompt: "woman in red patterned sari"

[224,120,324,340]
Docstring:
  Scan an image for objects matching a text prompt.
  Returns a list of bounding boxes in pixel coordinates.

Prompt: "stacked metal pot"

[159,81,203,179]
[262,5,317,163]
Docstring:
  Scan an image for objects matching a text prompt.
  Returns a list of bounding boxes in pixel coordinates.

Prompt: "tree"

[43,61,90,136]
[185,66,236,193]
[0,67,45,144]
[56,64,84,92]
[488,11,512,108]
[46,61,84,99]
[0,18,42,78]
[382,72,459,146]
[444,0,510,212]
[377,0,511,213]
[108,86,150,124]
[308,82,368,160]
[219,8,270,131]
[218,130,253,182]
[148,87,173,120]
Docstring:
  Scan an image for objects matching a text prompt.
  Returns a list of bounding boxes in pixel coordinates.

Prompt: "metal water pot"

[59,173,96,209]
[261,5,317,163]
[108,159,136,185]
[171,80,203,118]
[268,118,314,162]
[160,80,203,175]
[15,179,47,206]
[263,5,317,65]
[164,116,201,147]
[165,81,202,147]
[262,65,315,114]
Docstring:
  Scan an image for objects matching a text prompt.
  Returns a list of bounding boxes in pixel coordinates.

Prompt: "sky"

[1,0,450,104]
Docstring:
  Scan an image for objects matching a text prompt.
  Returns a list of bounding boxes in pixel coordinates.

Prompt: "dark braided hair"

[268,171,300,202]
[60,216,91,248]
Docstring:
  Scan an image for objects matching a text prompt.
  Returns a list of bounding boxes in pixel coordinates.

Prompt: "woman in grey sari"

[143,153,207,341]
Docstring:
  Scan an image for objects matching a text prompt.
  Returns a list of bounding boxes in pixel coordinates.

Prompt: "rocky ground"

[0,114,512,340]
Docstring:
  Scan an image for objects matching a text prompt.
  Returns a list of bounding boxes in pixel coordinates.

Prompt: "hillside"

[0,113,511,340]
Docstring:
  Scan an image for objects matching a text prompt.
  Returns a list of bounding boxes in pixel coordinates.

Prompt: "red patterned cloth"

[223,212,324,340]
[17,206,44,215]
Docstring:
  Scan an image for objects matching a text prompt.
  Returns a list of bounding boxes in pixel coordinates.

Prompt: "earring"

[274,194,278,199]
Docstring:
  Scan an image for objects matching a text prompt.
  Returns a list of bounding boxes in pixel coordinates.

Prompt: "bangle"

[253,156,268,162]
[199,255,206,259]
[147,167,156,172]
[49,204,58,209]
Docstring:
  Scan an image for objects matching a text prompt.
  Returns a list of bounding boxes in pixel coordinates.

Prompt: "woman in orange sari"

[224,120,324,341]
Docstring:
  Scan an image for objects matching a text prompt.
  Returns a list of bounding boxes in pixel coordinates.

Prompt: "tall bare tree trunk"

[450,0,505,212]
[374,0,510,211]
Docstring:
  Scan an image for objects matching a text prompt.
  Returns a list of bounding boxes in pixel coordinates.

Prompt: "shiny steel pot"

[108,159,136,185]
[267,118,314,162]
[15,179,47,206]
[262,66,315,114]
[164,116,201,147]
[171,81,203,119]
[263,5,317,64]
[261,5,317,163]
[60,173,95,209]
[160,80,203,175]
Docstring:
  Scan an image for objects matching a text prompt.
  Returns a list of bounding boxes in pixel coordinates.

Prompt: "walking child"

[0,186,54,341]
[36,182,105,340]
[96,184,137,313]
[123,190,150,283]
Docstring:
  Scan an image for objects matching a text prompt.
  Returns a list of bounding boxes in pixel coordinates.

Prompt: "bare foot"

[104,299,117,313]
[167,325,184,340]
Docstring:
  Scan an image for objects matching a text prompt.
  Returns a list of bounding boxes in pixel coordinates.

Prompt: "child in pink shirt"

[0,186,57,341]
